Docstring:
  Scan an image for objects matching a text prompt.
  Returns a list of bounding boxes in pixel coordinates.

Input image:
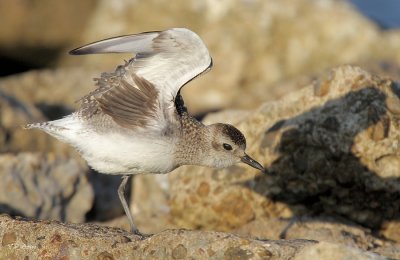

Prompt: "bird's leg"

[118,175,141,236]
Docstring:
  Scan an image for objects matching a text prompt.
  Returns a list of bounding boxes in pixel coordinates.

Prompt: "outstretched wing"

[71,28,212,132]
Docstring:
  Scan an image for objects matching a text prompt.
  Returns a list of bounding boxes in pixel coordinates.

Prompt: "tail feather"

[23,121,67,131]
[24,116,81,144]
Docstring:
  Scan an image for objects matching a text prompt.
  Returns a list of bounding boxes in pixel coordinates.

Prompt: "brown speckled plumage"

[78,64,129,120]
[97,74,159,129]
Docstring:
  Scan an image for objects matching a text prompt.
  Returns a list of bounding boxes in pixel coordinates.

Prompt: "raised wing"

[97,74,159,129]
[71,28,212,131]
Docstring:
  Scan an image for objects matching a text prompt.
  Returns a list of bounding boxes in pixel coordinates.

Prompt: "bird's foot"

[131,228,152,239]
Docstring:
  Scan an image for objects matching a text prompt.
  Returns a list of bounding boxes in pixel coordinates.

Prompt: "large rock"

[0,214,388,260]
[234,217,400,259]
[294,242,383,260]
[130,174,178,234]
[0,153,93,223]
[0,68,96,155]
[0,0,96,66]
[59,0,400,113]
[166,65,400,243]
[0,68,137,223]
[0,68,96,108]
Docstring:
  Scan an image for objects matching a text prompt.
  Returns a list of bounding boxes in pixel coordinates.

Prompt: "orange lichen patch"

[2,232,17,246]
[196,182,210,197]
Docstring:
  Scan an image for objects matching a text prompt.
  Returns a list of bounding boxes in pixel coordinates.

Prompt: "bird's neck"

[173,113,212,167]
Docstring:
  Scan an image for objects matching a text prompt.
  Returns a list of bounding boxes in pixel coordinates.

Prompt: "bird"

[26,28,265,236]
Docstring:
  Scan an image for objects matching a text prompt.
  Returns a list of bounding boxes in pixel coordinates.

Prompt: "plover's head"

[206,123,265,172]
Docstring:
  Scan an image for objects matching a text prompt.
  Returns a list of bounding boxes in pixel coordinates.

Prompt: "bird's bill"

[241,154,265,172]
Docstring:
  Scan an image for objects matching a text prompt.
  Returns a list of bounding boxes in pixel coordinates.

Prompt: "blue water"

[349,0,400,29]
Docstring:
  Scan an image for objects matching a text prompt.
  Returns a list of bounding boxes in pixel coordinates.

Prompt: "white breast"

[78,131,177,175]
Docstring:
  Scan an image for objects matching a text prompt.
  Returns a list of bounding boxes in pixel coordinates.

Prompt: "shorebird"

[26,28,265,235]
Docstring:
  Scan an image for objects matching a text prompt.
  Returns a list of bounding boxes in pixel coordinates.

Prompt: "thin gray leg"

[118,175,138,233]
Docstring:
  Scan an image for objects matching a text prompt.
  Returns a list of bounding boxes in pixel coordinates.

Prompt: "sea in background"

[350,0,400,29]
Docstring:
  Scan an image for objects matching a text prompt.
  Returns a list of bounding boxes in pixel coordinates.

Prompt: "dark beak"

[241,154,265,172]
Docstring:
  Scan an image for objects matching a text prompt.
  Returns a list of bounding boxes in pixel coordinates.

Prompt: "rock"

[0,68,97,155]
[130,174,177,234]
[167,65,400,242]
[87,171,126,222]
[0,89,44,153]
[0,67,136,224]
[0,153,93,223]
[0,89,72,155]
[59,0,400,113]
[234,217,400,259]
[0,0,96,66]
[373,243,400,260]
[99,215,132,233]
[276,218,377,250]
[3,1,400,111]
[380,221,400,244]
[3,2,400,254]
[0,214,388,259]
[254,66,400,233]
[294,241,384,260]
[101,217,400,259]
[234,218,289,240]
[0,68,96,109]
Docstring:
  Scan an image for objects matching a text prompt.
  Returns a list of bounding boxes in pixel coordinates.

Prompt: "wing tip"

[69,47,91,55]
[69,31,162,56]
[69,48,79,55]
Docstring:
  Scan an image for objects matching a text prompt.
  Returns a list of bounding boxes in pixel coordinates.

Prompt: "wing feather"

[96,75,160,129]
[72,28,212,131]
[70,31,160,55]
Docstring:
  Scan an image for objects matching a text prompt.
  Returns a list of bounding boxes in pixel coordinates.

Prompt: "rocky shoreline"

[1,1,400,259]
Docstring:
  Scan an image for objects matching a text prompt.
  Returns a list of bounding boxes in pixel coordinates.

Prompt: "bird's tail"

[24,115,80,144]
[24,120,68,132]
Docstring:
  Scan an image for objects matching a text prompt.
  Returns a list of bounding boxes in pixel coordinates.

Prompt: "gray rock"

[0,153,93,223]
[0,68,97,156]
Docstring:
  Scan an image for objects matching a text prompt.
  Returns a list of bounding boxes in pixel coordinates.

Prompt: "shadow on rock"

[250,85,400,231]
[86,169,126,222]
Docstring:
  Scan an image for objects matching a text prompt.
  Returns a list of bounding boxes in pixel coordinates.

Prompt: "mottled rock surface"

[234,217,400,259]
[0,153,93,223]
[166,66,400,243]
[0,214,388,260]
[0,69,129,222]
[130,174,177,234]
[294,242,383,260]
[0,68,96,155]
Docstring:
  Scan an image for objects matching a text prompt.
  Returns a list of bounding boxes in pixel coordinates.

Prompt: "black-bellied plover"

[26,28,265,235]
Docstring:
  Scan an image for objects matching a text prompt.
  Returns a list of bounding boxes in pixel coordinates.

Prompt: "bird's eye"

[223,143,232,151]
